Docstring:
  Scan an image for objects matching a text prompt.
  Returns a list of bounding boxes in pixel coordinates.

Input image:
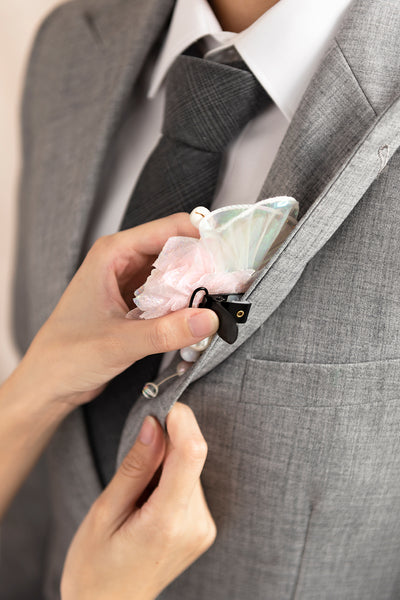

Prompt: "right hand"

[19,213,219,410]
[61,403,216,600]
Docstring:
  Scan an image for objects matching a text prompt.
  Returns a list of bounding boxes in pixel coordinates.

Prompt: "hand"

[18,213,219,408]
[61,403,216,600]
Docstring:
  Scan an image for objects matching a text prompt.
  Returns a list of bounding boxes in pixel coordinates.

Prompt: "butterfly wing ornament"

[129,197,298,326]
[198,197,298,271]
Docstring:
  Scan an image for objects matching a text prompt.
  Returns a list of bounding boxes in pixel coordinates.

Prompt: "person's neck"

[209,0,280,32]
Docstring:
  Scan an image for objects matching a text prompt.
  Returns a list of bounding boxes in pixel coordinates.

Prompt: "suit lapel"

[118,0,400,462]
[260,2,378,218]
[183,0,400,383]
[260,40,375,220]
[117,90,400,467]
[260,0,400,217]
[43,0,175,495]
[192,94,400,382]
[46,0,175,282]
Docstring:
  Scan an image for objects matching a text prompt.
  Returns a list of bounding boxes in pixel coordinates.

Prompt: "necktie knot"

[163,54,269,153]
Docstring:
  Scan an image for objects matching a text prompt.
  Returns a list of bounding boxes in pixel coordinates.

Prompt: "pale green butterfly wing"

[199,197,299,271]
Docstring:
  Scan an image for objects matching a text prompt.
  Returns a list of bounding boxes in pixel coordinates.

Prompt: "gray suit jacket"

[2,0,400,598]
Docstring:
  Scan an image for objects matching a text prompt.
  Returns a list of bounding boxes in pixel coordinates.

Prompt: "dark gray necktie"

[84,50,270,486]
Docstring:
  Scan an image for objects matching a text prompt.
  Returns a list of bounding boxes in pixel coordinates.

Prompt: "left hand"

[61,403,216,600]
[18,213,219,409]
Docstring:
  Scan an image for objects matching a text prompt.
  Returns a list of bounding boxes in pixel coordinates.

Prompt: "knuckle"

[92,234,112,253]
[205,517,217,547]
[119,450,148,479]
[167,402,197,431]
[90,495,110,527]
[172,401,194,420]
[193,517,217,553]
[148,320,174,353]
[181,436,208,464]
[91,233,120,258]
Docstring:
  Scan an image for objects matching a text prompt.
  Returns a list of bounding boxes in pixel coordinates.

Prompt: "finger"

[187,479,218,550]
[117,212,199,257]
[150,403,208,517]
[122,308,219,361]
[90,213,199,280]
[96,416,166,533]
[83,213,200,311]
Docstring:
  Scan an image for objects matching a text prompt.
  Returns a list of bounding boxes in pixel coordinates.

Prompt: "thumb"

[96,416,166,533]
[125,308,219,360]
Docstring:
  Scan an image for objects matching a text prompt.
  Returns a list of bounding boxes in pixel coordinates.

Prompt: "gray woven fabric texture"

[3,0,400,599]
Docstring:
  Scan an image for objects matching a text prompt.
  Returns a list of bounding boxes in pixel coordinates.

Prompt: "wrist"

[5,355,75,421]
[23,324,107,410]
[0,353,74,518]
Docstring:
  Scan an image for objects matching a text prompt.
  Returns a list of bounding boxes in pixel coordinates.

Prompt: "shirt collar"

[147,0,223,98]
[148,0,354,120]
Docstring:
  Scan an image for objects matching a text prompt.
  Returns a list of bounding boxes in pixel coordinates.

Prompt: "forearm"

[0,358,72,519]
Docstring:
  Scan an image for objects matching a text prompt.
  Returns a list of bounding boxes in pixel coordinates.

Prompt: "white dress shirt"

[84,0,354,252]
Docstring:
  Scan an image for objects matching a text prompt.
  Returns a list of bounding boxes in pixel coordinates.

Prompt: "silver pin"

[142,361,192,399]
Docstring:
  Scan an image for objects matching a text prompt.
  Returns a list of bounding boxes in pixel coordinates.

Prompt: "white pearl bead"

[176,361,192,376]
[190,337,212,352]
[180,346,201,363]
[189,206,211,228]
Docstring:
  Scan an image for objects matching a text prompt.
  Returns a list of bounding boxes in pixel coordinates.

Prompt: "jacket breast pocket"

[240,357,400,408]
[187,354,400,600]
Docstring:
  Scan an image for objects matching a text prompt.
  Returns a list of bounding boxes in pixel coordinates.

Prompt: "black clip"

[189,288,251,344]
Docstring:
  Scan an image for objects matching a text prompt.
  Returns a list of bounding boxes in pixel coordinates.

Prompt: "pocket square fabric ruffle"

[127,197,299,320]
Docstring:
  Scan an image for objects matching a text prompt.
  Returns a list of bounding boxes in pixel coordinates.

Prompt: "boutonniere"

[129,197,298,398]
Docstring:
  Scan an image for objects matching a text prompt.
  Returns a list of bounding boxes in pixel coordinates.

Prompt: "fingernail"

[139,416,157,446]
[188,310,218,338]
